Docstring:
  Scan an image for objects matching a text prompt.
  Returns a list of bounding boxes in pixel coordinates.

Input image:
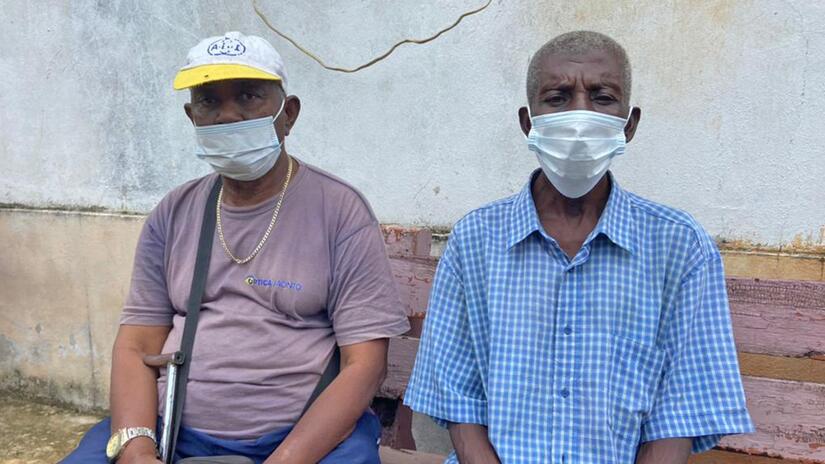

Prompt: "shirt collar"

[507,170,637,254]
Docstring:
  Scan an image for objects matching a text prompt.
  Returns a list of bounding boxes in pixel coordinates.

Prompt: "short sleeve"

[327,220,410,346]
[404,238,488,428]
[640,246,755,452]
[119,209,175,326]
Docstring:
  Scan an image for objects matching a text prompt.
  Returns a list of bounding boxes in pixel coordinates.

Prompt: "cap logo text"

[207,37,246,56]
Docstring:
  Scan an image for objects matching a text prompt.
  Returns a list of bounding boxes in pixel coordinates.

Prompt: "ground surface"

[0,394,103,463]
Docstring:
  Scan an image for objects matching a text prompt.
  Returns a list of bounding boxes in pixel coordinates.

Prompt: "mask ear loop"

[273,97,287,124]
[523,104,535,141]
[270,96,288,142]
[623,106,635,131]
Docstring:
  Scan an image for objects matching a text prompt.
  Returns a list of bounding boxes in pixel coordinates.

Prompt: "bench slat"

[729,278,825,359]
[718,376,825,461]
[689,449,804,463]
[381,336,419,399]
[389,257,437,316]
[379,447,445,464]
[383,226,432,258]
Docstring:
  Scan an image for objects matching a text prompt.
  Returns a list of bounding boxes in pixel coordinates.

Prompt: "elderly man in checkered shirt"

[405,31,754,464]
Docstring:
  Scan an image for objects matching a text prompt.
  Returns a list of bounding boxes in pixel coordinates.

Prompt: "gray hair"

[526,31,632,106]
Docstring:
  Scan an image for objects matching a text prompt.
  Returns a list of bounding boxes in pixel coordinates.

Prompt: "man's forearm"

[448,423,500,464]
[635,438,692,464]
[111,347,161,431]
[265,340,387,464]
[110,326,169,462]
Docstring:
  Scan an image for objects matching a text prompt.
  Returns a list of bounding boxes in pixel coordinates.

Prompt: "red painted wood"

[379,447,445,464]
[382,226,432,258]
[728,278,825,359]
[720,376,825,462]
[380,336,419,399]
[389,257,437,316]
[690,449,804,463]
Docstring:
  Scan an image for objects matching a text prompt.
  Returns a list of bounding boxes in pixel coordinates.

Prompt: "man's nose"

[569,92,594,112]
[213,102,245,124]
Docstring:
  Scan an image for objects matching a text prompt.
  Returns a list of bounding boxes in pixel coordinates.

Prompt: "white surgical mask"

[526,107,632,198]
[194,99,285,181]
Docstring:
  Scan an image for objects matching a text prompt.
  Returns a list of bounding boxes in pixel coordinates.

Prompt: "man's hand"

[635,438,692,464]
[448,423,501,464]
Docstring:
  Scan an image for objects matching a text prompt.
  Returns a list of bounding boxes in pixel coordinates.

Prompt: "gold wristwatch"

[106,427,157,462]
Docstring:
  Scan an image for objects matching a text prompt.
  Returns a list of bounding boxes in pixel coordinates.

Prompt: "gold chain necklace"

[216,156,293,265]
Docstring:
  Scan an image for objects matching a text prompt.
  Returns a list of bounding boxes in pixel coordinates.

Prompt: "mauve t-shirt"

[120,160,410,440]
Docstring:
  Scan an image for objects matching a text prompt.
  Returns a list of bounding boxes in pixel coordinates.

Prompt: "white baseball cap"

[173,31,288,91]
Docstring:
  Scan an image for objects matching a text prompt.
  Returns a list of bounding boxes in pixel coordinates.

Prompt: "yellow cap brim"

[173,64,282,90]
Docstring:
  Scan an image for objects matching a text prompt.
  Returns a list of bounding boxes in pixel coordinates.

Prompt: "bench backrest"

[378,227,825,463]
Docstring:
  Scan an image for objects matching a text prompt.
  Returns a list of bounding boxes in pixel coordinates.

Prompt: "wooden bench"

[375,227,825,463]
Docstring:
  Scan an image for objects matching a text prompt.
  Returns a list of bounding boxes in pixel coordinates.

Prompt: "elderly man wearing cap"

[62,32,409,464]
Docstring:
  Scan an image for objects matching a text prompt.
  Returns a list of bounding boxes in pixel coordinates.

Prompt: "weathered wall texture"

[0,210,143,410]
[1,0,824,247]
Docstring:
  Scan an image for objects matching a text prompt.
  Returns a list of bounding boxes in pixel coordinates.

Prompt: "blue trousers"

[61,412,381,464]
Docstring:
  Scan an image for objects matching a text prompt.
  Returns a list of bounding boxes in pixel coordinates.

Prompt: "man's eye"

[545,95,566,105]
[594,95,616,104]
[241,93,259,101]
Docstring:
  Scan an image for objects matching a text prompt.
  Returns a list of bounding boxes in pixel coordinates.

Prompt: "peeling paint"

[719,237,825,256]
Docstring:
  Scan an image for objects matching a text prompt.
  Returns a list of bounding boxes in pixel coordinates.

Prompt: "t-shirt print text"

[245,275,303,292]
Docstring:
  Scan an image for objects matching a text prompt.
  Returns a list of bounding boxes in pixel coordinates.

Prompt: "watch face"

[106,432,122,459]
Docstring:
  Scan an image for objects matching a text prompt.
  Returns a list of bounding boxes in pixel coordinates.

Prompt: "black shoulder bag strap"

[302,346,340,416]
[166,177,339,460]
[167,177,222,459]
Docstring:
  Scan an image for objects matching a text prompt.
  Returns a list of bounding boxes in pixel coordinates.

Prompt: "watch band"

[106,427,157,463]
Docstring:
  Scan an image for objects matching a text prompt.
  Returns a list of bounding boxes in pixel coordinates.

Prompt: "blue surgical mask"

[526,108,632,198]
[194,99,285,181]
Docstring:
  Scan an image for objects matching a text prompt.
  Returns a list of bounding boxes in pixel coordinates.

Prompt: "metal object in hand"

[144,351,185,464]
[160,358,178,463]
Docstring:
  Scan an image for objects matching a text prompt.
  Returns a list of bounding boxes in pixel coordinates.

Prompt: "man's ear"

[184,103,194,125]
[519,106,531,137]
[283,95,301,136]
[624,106,641,143]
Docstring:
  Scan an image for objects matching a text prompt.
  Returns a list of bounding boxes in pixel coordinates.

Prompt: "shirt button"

[560,388,570,398]
[563,326,573,335]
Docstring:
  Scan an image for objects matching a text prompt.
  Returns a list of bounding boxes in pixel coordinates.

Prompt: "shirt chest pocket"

[607,335,666,442]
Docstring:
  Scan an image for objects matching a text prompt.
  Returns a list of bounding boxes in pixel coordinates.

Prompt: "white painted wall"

[1,0,823,246]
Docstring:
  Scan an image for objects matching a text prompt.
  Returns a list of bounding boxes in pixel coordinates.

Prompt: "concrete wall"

[0,210,142,410]
[1,0,824,247]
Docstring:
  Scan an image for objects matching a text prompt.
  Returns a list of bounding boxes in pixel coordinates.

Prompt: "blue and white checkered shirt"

[404,171,754,463]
